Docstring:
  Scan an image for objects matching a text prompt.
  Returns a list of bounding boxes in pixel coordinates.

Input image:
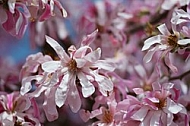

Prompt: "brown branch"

[169,70,190,81]
[126,10,169,34]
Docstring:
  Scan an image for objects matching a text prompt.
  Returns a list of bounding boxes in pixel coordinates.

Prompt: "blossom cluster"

[1,0,190,126]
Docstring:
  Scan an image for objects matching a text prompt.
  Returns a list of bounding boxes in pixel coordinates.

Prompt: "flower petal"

[84,48,101,62]
[42,61,61,73]
[142,35,162,51]
[68,77,81,113]
[157,24,171,36]
[77,72,95,97]
[45,35,70,61]
[178,39,190,45]
[131,106,149,121]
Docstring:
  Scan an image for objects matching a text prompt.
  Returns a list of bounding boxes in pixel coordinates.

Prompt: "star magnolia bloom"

[0,92,41,126]
[131,83,188,126]
[41,34,115,113]
[142,23,190,72]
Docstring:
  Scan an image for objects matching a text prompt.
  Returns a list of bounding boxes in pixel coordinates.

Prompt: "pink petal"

[81,29,98,46]
[150,111,161,126]
[39,4,51,21]
[143,47,158,63]
[0,7,7,23]
[134,65,146,78]
[54,0,67,17]
[75,58,87,68]
[15,95,31,112]
[131,106,149,121]
[164,52,178,73]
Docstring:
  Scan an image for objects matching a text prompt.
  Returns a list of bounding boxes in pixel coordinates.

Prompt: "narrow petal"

[93,60,115,71]
[45,35,70,61]
[81,29,98,46]
[167,98,182,114]
[134,65,147,78]
[131,106,149,121]
[95,74,113,96]
[84,48,101,62]
[150,111,161,126]
[68,77,81,113]
[164,53,178,73]
[143,47,158,63]
[178,39,190,45]
[20,75,43,95]
[42,61,61,73]
[157,24,171,36]
[142,35,162,51]
[77,72,95,97]
[75,58,87,68]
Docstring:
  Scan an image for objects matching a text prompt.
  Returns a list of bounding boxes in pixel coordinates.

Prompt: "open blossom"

[142,23,190,73]
[0,92,41,126]
[79,93,118,126]
[41,33,115,113]
[131,82,188,126]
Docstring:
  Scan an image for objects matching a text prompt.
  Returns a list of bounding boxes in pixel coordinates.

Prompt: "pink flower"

[27,0,67,22]
[142,23,190,73]
[41,33,115,112]
[131,82,188,126]
[0,92,41,126]
[0,0,30,38]
[79,93,118,126]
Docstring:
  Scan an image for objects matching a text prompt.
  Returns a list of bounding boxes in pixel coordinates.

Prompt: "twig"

[169,70,190,81]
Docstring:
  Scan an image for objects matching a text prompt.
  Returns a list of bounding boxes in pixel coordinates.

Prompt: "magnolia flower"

[131,82,188,126]
[79,93,118,126]
[0,92,41,126]
[0,0,30,38]
[42,34,115,113]
[142,23,190,72]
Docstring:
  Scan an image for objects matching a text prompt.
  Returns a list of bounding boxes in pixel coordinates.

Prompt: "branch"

[126,10,169,34]
[169,70,190,81]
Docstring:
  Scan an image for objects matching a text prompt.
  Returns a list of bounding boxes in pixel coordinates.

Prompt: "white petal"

[45,35,70,61]
[42,61,61,73]
[75,58,86,68]
[55,86,68,108]
[178,39,190,45]
[167,98,182,114]
[68,77,81,113]
[142,35,162,51]
[157,24,171,36]
[143,47,158,63]
[77,72,95,97]
[93,60,115,71]
[84,48,101,62]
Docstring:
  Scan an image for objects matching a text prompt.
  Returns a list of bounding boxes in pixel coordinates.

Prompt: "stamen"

[68,59,78,72]
[167,34,178,47]
[102,109,113,124]
[155,98,167,109]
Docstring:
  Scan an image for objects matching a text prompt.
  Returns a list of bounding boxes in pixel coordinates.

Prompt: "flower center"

[155,98,167,109]
[142,83,152,91]
[68,59,78,72]
[102,109,113,124]
[167,34,178,48]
